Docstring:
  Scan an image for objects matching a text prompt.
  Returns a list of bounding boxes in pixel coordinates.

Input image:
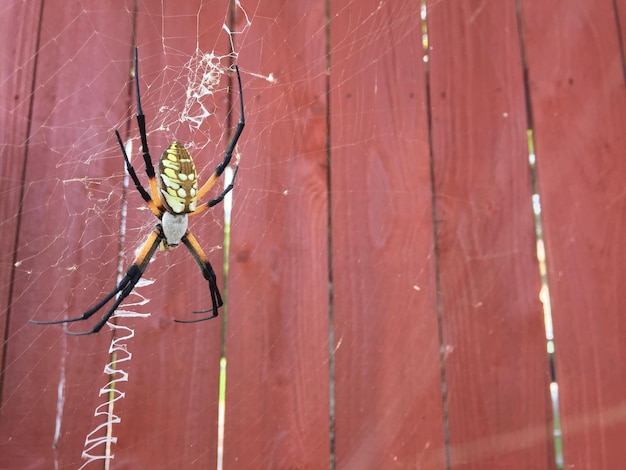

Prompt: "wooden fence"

[2,0,626,468]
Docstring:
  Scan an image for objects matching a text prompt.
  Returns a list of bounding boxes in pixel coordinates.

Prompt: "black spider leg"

[113,47,162,215]
[207,166,239,208]
[66,226,164,335]
[216,65,245,178]
[173,232,223,323]
[133,46,157,190]
[194,65,245,213]
[115,130,159,213]
[30,226,164,335]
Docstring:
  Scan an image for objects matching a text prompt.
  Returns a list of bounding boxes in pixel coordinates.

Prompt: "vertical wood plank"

[0,1,133,467]
[0,0,42,389]
[224,0,330,467]
[521,0,626,467]
[113,1,228,466]
[427,0,554,468]
[329,0,447,467]
[616,0,626,73]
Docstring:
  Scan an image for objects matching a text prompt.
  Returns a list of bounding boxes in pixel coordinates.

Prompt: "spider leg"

[190,166,239,217]
[174,231,223,323]
[133,46,161,209]
[115,130,161,217]
[30,226,164,335]
[111,47,163,216]
[206,165,239,208]
[64,267,143,336]
[195,65,245,205]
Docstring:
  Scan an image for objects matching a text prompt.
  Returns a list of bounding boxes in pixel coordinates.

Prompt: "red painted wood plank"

[521,0,626,467]
[427,0,553,468]
[224,0,330,467]
[616,0,626,69]
[0,0,42,393]
[329,1,447,467]
[112,1,229,467]
[0,1,133,467]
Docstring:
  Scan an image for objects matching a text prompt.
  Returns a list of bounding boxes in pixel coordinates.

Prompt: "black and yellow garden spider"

[31,47,244,335]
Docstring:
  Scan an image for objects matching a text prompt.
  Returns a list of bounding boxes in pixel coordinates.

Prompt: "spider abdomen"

[158,141,199,214]
[161,211,188,247]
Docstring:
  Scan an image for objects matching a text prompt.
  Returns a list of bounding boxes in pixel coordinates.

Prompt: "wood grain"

[0,1,133,467]
[0,0,42,396]
[224,0,331,467]
[427,0,554,467]
[330,0,447,467]
[522,0,626,466]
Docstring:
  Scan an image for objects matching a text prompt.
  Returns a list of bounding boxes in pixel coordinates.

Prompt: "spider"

[31,47,244,335]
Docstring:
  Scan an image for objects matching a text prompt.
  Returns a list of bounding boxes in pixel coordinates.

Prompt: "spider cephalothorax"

[31,47,244,335]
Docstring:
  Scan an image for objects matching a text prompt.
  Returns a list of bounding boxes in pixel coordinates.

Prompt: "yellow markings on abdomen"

[158,141,199,214]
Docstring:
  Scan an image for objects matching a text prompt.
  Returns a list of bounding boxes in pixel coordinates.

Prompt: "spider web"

[1,1,257,467]
[0,0,459,468]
